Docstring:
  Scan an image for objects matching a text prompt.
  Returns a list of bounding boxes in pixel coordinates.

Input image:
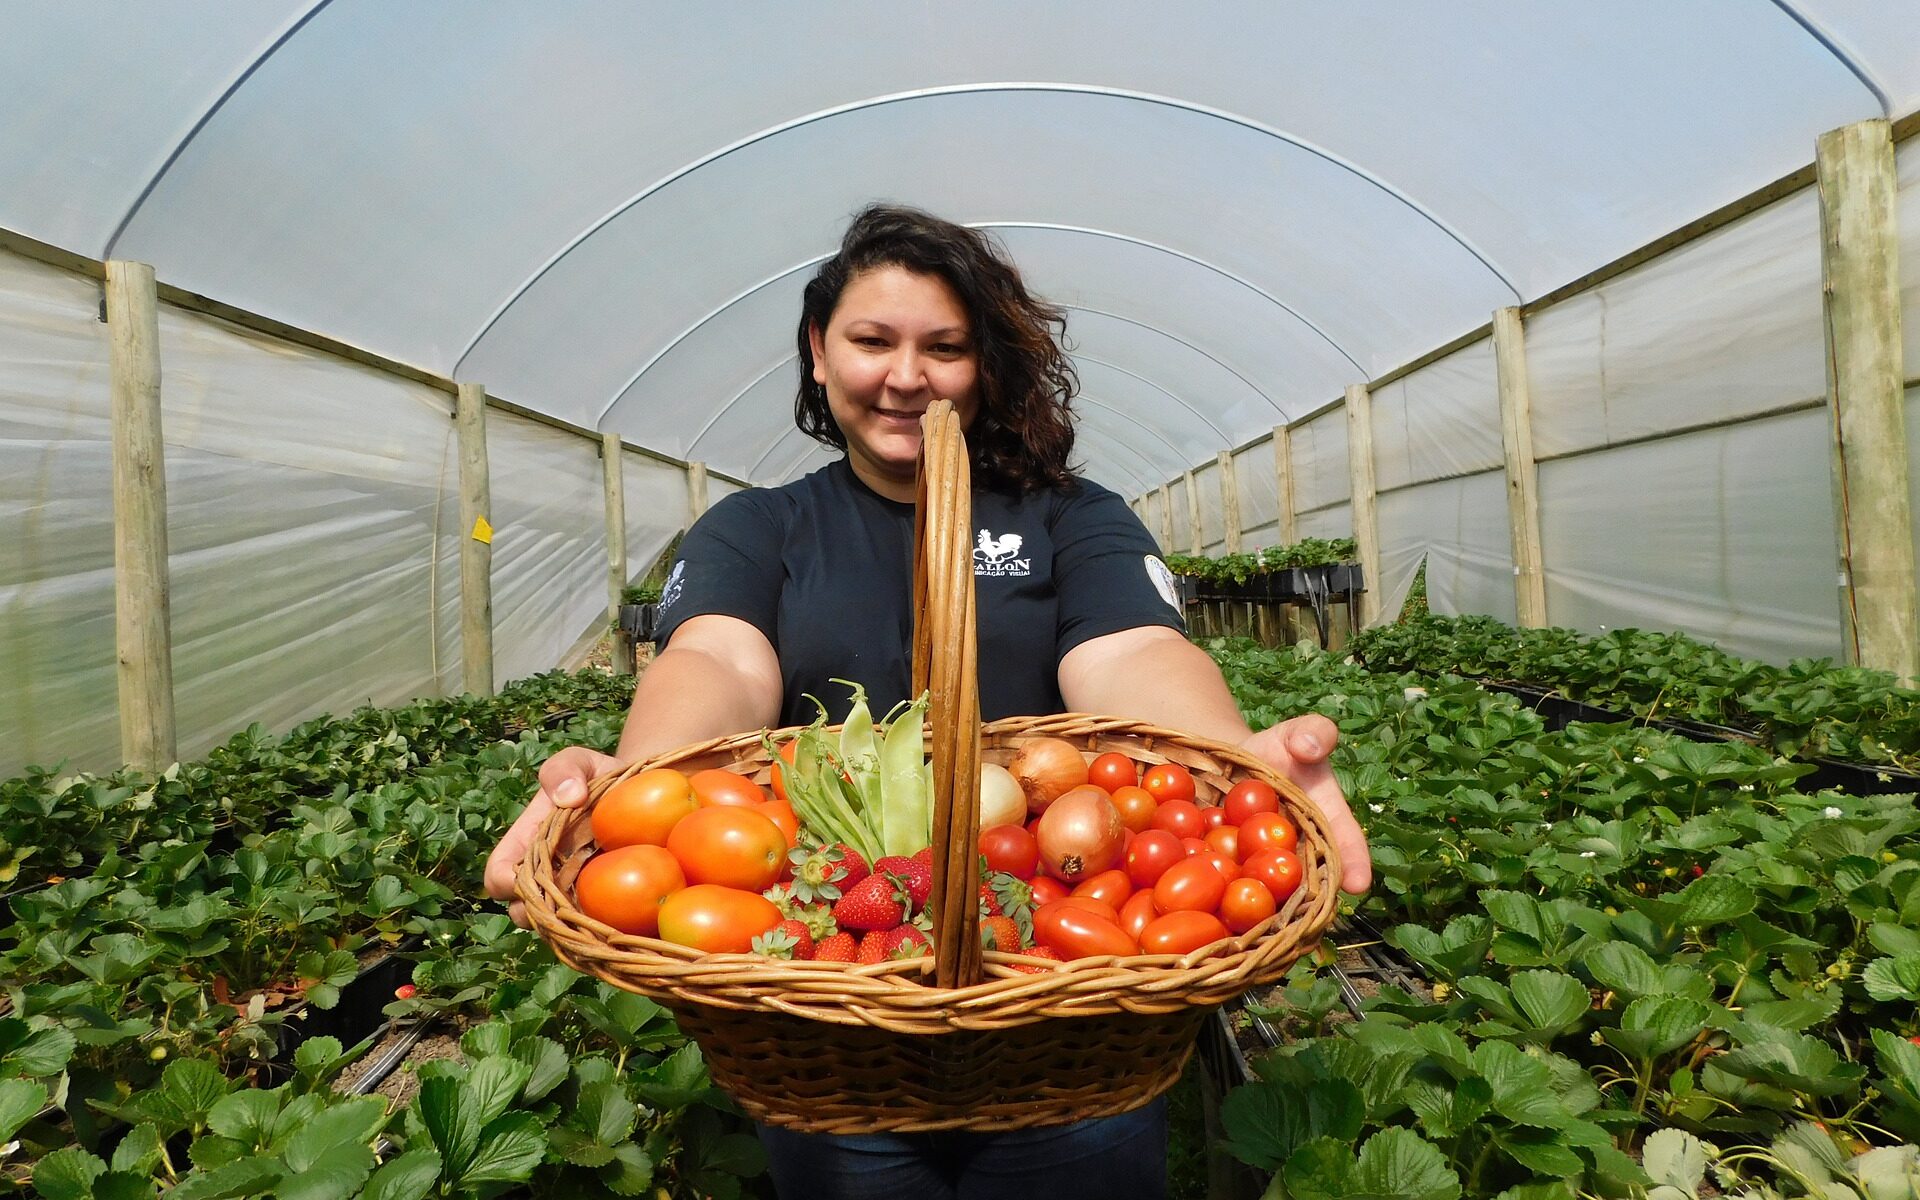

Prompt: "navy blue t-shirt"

[651,457,1186,728]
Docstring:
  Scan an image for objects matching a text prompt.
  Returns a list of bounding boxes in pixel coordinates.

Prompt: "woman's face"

[810,265,980,501]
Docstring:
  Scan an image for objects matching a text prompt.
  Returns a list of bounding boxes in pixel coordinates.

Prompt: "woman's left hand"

[1241,713,1371,895]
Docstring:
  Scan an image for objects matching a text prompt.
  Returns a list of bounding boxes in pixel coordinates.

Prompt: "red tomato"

[1139,910,1232,956]
[591,768,696,849]
[1241,848,1304,905]
[1032,900,1139,959]
[1153,858,1228,914]
[1071,868,1133,909]
[1180,837,1211,858]
[1222,778,1281,826]
[574,845,685,936]
[665,806,787,890]
[689,768,768,808]
[656,884,782,953]
[757,799,800,849]
[980,824,1040,880]
[1219,877,1278,934]
[1087,752,1139,794]
[1239,812,1300,857]
[1029,876,1071,906]
[1053,895,1122,926]
[1119,889,1159,940]
[1150,799,1206,841]
[1110,785,1159,833]
[1198,850,1240,882]
[1141,762,1196,804]
[1126,830,1186,889]
[1204,825,1241,862]
[1202,806,1227,830]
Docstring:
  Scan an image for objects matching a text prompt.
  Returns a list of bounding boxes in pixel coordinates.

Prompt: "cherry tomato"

[1181,837,1211,858]
[1202,806,1227,830]
[665,806,787,890]
[1204,825,1241,862]
[1139,910,1232,956]
[1126,830,1186,889]
[1110,785,1159,833]
[981,824,1041,880]
[591,768,696,849]
[1087,752,1139,794]
[689,767,768,808]
[574,845,685,936]
[1239,811,1300,857]
[1029,876,1071,906]
[757,799,800,849]
[1032,900,1139,959]
[656,884,782,953]
[1119,889,1159,941]
[1219,876,1278,934]
[1141,762,1196,804]
[1071,868,1133,910]
[1153,857,1228,914]
[1222,778,1281,826]
[1198,850,1240,882]
[1150,799,1206,841]
[1241,848,1304,905]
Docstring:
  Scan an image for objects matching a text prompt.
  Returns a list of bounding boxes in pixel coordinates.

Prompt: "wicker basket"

[519,401,1341,1133]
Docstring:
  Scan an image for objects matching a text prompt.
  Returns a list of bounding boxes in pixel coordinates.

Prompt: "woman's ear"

[807,321,828,386]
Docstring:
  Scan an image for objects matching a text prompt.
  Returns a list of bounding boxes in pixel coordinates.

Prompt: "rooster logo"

[975,530,1024,564]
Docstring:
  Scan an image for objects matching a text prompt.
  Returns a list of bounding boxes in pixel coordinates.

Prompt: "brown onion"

[1036,787,1126,883]
[978,763,1028,829]
[1008,737,1090,815]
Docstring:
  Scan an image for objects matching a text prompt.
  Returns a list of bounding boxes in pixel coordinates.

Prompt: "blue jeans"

[757,1099,1168,1200]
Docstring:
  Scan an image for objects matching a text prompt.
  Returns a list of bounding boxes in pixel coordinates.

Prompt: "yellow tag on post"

[471,516,493,544]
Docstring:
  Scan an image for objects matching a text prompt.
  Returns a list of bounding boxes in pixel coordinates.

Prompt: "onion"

[978,763,1027,829]
[1036,786,1126,883]
[1008,737,1090,815]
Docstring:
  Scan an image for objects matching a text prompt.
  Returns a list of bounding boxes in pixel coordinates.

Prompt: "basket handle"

[912,400,983,989]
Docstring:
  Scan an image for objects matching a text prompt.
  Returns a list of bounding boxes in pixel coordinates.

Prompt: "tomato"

[1126,830,1186,889]
[1153,857,1228,914]
[1141,762,1196,804]
[1204,825,1241,862]
[1219,876,1278,934]
[758,799,800,849]
[1087,752,1139,794]
[1119,889,1159,940]
[981,823,1040,880]
[1032,900,1139,959]
[1071,868,1133,910]
[1198,850,1240,882]
[665,806,788,890]
[1053,895,1122,926]
[1110,785,1159,833]
[656,884,782,953]
[574,845,685,936]
[1202,806,1227,830]
[1239,811,1299,857]
[1241,848,1304,905]
[689,767,768,808]
[1150,799,1206,841]
[591,768,696,849]
[1029,876,1071,906]
[1222,778,1281,826]
[1138,911,1232,956]
[770,740,799,804]
[1181,837,1211,858]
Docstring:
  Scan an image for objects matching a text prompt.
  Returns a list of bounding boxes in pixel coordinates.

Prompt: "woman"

[485,204,1372,1199]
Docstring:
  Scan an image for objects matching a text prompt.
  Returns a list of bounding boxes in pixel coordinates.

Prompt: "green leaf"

[1473,1041,1569,1128]
[513,1036,570,1102]
[461,1111,547,1185]
[29,1147,107,1200]
[165,1155,284,1200]
[0,1077,49,1144]
[417,1076,480,1179]
[1873,1028,1920,1088]
[1281,1137,1358,1200]
[360,1149,442,1200]
[206,1089,280,1146]
[1219,1079,1364,1170]
[158,1058,231,1126]
[283,1097,387,1171]
[108,1123,163,1175]
[1606,997,1711,1061]
[1353,1127,1463,1200]
[92,1172,158,1200]
[1641,1127,1708,1193]
[1510,971,1591,1032]
[600,1141,655,1197]
[1499,1132,1586,1178]
[274,1147,374,1200]
[1863,954,1920,1002]
[1403,1076,1491,1140]
[293,1036,344,1074]
[0,1020,77,1078]
[628,1043,709,1111]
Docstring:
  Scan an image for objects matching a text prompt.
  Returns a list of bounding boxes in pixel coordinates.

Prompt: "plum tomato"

[656,884,782,953]
[1141,761,1196,804]
[1029,876,1071,906]
[1070,868,1134,910]
[1241,848,1304,905]
[1138,910,1231,956]
[1149,799,1206,841]
[1219,876,1278,934]
[1087,751,1140,794]
[1198,850,1240,882]
[1119,889,1159,940]
[1152,857,1228,914]
[1110,785,1159,833]
[591,768,696,849]
[1222,778,1281,826]
[1204,825,1241,862]
[980,823,1041,880]
[757,799,800,849]
[1126,829,1186,889]
[689,768,768,808]
[665,805,787,890]
[1032,899,1138,959]
[574,844,685,936]
[1239,811,1299,857]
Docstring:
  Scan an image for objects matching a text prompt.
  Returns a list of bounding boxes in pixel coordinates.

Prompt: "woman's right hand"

[484,744,625,927]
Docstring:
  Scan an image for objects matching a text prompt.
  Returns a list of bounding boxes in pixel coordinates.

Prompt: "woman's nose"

[884,349,926,393]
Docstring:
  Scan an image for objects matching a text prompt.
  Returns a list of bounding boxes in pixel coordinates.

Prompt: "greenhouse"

[6,4,1920,1198]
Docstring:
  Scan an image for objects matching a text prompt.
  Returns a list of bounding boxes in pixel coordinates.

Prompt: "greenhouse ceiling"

[5,2,1919,497]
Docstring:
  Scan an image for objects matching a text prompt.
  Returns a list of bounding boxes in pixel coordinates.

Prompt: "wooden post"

[1183,469,1204,554]
[602,432,633,676]
[1817,119,1918,682]
[1217,451,1242,555]
[1273,424,1297,547]
[1345,383,1381,627]
[1157,485,1175,555]
[456,382,494,697]
[106,261,177,770]
[1493,307,1549,628]
[687,459,710,525]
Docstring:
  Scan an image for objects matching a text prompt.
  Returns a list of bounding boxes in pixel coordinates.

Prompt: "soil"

[367,1029,465,1107]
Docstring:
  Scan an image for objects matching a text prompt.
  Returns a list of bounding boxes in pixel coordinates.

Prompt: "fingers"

[1278,713,1339,764]
[537,746,621,809]
[1242,718,1371,896]
[483,792,550,904]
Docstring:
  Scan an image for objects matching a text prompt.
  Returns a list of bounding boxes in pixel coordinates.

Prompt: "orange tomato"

[1239,811,1299,857]
[1071,868,1133,910]
[574,845,685,936]
[1119,889,1159,941]
[1141,762,1196,804]
[1204,825,1241,862]
[656,884,782,953]
[1139,910,1231,956]
[666,805,788,890]
[1241,848,1304,905]
[1219,877,1278,934]
[758,799,800,849]
[1032,900,1138,959]
[1150,799,1206,841]
[1222,778,1281,826]
[1087,752,1139,794]
[689,767,768,808]
[1126,830,1185,889]
[1153,857,1228,914]
[591,768,696,849]
[1110,785,1159,833]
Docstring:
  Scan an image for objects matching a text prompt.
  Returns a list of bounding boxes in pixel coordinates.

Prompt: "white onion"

[978,763,1027,829]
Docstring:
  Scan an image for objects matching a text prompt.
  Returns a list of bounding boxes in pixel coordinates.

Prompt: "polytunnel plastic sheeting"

[1525,185,1827,461]
[1191,459,1225,555]
[1901,138,1920,373]
[1537,409,1842,664]
[1289,409,1350,516]
[621,451,689,588]
[1296,503,1351,544]
[486,414,612,680]
[1377,471,1517,629]
[1167,480,1193,558]
[1232,442,1281,551]
[1371,337,1504,493]
[0,250,118,774]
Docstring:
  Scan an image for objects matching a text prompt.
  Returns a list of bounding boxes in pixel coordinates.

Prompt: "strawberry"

[814,931,858,963]
[857,929,894,964]
[980,914,1023,952]
[873,856,934,911]
[787,842,869,904]
[751,920,814,960]
[832,874,907,932]
[979,883,1002,916]
[1008,945,1064,974]
[912,846,934,870]
[830,843,871,889]
[887,926,932,960]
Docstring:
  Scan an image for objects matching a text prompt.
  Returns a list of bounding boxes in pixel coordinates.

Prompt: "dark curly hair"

[795,204,1078,493]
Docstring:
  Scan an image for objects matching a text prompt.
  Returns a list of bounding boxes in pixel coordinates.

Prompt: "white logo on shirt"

[658,561,686,611]
[974,529,1031,577]
[1144,555,1181,610]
